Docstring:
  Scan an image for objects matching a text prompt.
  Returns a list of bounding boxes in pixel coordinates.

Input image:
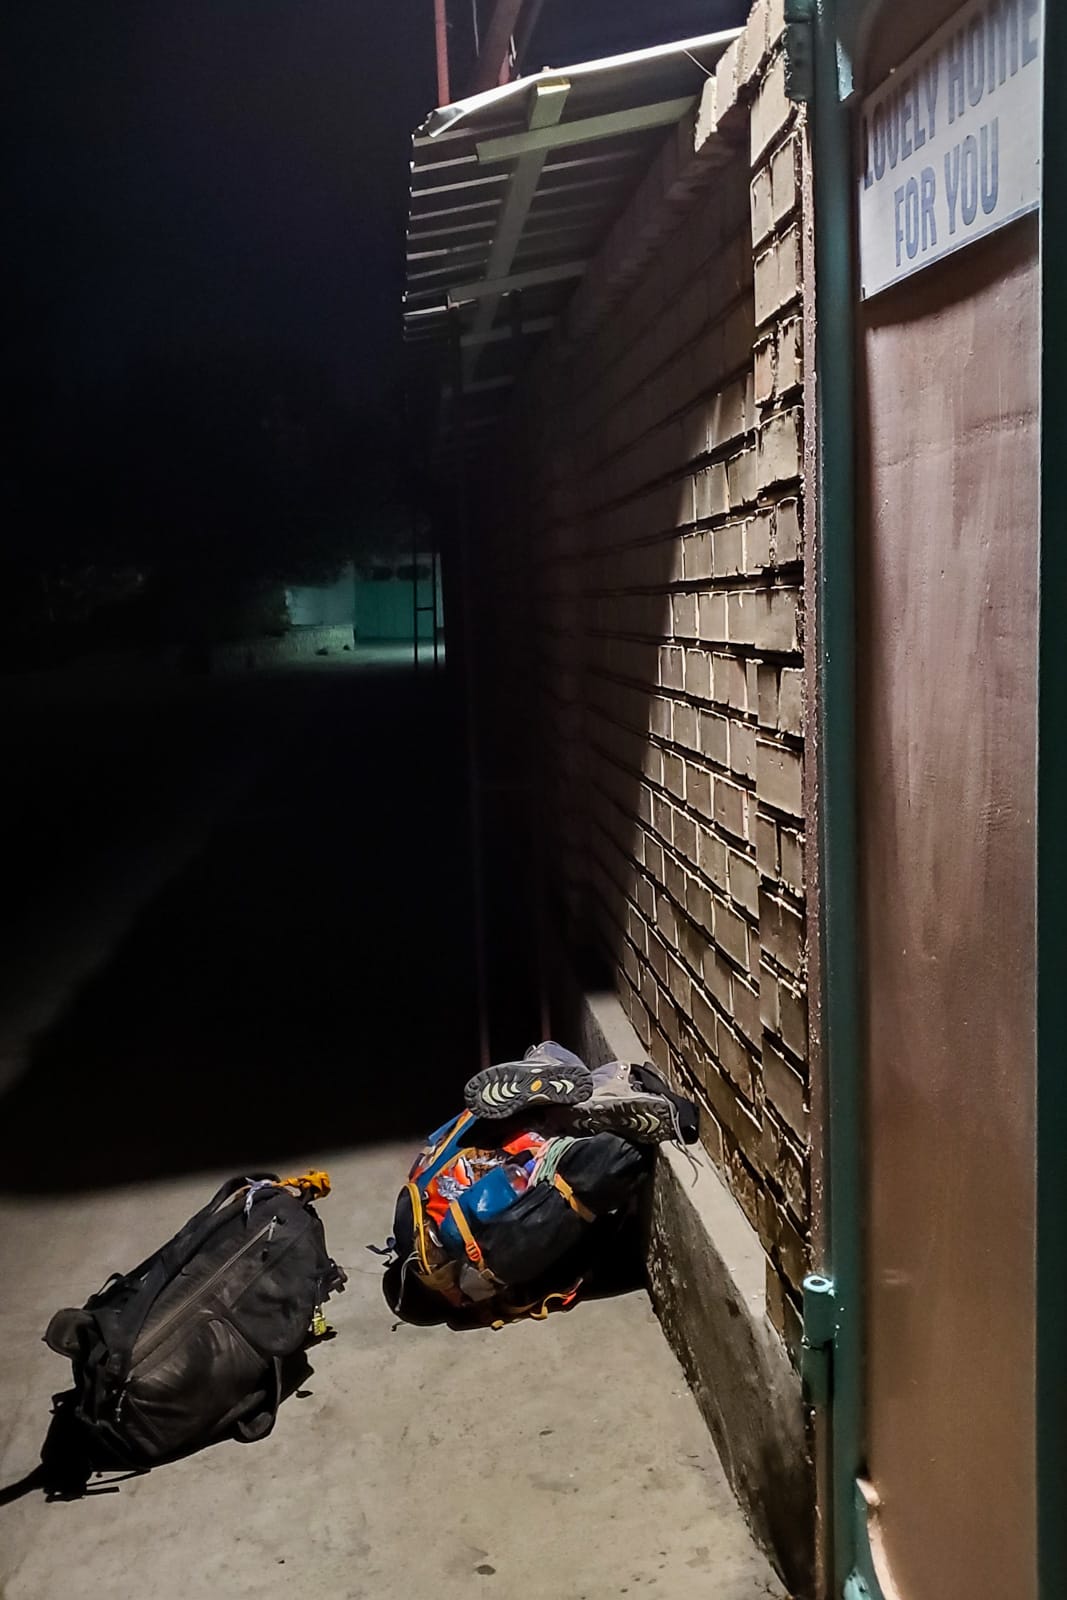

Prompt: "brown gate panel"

[857,215,1039,1600]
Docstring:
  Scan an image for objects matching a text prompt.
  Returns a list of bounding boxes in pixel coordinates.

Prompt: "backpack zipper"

[123,1210,281,1386]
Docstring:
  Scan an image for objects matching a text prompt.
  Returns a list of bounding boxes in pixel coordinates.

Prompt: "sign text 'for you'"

[858,0,1042,298]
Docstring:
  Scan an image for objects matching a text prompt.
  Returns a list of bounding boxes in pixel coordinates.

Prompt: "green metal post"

[811,2,864,1591]
[1038,6,1066,1594]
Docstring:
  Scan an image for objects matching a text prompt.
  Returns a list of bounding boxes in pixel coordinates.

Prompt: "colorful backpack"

[389,1110,649,1322]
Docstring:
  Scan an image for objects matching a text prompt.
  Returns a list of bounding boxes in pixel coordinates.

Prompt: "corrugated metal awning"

[403,29,740,444]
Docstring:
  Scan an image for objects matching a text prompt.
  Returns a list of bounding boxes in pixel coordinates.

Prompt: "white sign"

[858,0,1043,298]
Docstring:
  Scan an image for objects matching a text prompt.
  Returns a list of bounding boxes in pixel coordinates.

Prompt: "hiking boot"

[464,1042,593,1120]
[567,1061,681,1144]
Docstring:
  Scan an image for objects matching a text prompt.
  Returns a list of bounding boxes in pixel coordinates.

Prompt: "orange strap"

[448,1199,486,1265]
[553,1172,595,1223]
[448,1201,503,1289]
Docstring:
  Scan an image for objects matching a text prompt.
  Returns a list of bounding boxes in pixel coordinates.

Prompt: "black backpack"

[44,1172,345,1470]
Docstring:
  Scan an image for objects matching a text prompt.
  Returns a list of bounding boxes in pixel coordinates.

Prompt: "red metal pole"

[433,0,450,106]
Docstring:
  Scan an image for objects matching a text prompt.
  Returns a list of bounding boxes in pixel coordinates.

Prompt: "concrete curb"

[567,988,813,1598]
[211,625,356,672]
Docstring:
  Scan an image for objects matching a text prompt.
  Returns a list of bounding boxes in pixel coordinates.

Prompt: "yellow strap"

[528,1287,581,1321]
[496,1278,584,1326]
[277,1170,331,1199]
[552,1172,595,1223]
[407,1181,434,1273]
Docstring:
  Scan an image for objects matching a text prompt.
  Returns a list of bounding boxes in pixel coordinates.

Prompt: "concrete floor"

[0,1148,786,1600]
[0,659,786,1599]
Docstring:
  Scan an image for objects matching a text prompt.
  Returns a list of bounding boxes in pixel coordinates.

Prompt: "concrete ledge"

[567,988,813,1598]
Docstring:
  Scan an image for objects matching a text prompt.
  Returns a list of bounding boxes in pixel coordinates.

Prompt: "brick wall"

[478,0,812,1351]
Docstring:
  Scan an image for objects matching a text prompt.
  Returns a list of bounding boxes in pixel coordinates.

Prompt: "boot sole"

[464,1064,593,1119]
[570,1099,676,1144]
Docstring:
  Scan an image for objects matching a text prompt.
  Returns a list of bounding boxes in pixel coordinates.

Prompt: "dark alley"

[0,658,783,1600]
[3,1,1062,1598]
[0,660,482,1184]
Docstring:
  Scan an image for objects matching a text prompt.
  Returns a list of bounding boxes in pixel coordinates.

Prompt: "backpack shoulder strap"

[406,1181,434,1273]
[552,1172,596,1223]
[416,1112,476,1186]
[447,1200,503,1291]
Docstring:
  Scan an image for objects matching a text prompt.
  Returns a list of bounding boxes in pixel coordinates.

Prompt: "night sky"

[3,4,440,614]
[7,3,434,410]
[3,1,747,617]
